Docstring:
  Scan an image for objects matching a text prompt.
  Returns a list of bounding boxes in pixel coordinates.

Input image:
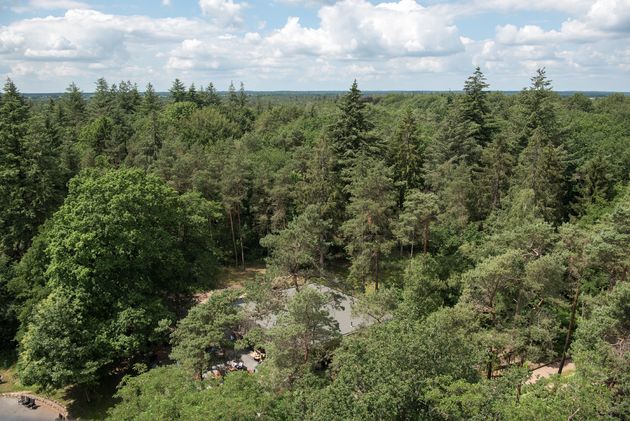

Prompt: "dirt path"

[527,360,575,384]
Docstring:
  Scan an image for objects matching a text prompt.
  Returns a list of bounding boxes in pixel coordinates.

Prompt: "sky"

[0,0,629,92]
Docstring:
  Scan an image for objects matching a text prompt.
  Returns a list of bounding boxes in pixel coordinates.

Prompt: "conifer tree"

[342,157,397,290]
[389,108,425,207]
[461,67,494,148]
[330,80,380,177]
[238,82,247,108]
[0,80,62,259]
[59,82,86,126]
[204,82,221,106]
[227,81,238,108]
[394,190,439,257]
[169,78,187,103]
[89,77,113,117]
[142,83,161,113]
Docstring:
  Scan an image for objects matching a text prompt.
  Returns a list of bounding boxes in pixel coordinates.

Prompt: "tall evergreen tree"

[238,82,247,108]
[389,108,425,207]
[227,81,238,108]
[461,67,494,148]
[142,83,161,113]
[169,78,187,103]
[203,82,221,106]
[59,82,86,127]
[89,77,113,117]
[330,80,380,177]
[0,80,63,259]
[342,157,397,290]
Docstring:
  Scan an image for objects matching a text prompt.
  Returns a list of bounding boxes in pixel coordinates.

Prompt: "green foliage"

[571,281,630,416]
[261,205,331,287]
[330,80,382,175]
[263,287,341,388]
[342,157,397,289]
[17,169,218,388]
[169,78,187,103]
[109,367,285,421]
[4,73,630,419]
[388,107,425,204]
[308,306,482,420]
[170,291,241,379]
[394,189,439,256]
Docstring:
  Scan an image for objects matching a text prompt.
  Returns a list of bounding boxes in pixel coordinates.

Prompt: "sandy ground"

[0,397,60,421]
[527,360,576,384]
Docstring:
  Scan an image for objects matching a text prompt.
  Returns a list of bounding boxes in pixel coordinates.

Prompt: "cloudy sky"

[0,0,629,92]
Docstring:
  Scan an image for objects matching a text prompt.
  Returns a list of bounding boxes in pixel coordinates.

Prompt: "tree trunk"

[292,273,300,291]
[374,250,380,291]
[559,283,580,374]
[236,206,245,269]
[486,347,494,379]
[410,242,414,259]
[228,209,238,267]
[423,221,429,254]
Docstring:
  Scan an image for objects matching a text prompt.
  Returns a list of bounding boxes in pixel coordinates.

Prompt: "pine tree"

[142,83,161,113]
[389,108,425,207]
[238,82,247,108]
[0,80,64,259]
[89,77,113,117]
[116,80,141,114]
[227,81,238,108]
[59,82,86,126]
[204,82,221,106]
[341,157,397,290]
[169,78,187,103]
[394,190,439,257]
[461,67,494,148]
[260,205,331,289]
[513,73,567,222]
[187,83,201,107]
[330,80,380,176]
[478,133,515,214]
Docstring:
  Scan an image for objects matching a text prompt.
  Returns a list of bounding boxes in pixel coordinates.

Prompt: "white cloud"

[162,0,171,5]
[12,0,89,13]
[265,0,463,59]
[0,0,629,91]
[199,0,245,25]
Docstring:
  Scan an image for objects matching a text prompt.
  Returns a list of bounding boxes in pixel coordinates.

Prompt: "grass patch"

[216,262,266,288]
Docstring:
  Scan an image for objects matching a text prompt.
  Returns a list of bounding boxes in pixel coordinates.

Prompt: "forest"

[0,69,628,420]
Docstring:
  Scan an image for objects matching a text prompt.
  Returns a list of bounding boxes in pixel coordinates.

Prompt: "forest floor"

[193,262,265,303]
[527,360,576,384]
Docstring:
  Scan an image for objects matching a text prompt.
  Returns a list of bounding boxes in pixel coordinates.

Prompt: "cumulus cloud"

[0,0,628,91]
[199,0,245,25]
[265,0,463,59]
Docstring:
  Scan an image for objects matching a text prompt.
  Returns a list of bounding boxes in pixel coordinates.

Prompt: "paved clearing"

[0,397,60,421]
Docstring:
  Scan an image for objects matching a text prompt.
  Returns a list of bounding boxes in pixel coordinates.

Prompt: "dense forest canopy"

[0,69,629,420]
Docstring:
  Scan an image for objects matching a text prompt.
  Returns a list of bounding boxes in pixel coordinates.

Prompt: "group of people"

[251,349,266,362]
[17,395,38,409]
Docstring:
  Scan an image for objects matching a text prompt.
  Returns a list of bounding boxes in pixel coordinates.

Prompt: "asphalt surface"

[0,397,59,421]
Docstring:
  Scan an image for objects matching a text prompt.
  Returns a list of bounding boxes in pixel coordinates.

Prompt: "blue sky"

[0,0,629,92]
